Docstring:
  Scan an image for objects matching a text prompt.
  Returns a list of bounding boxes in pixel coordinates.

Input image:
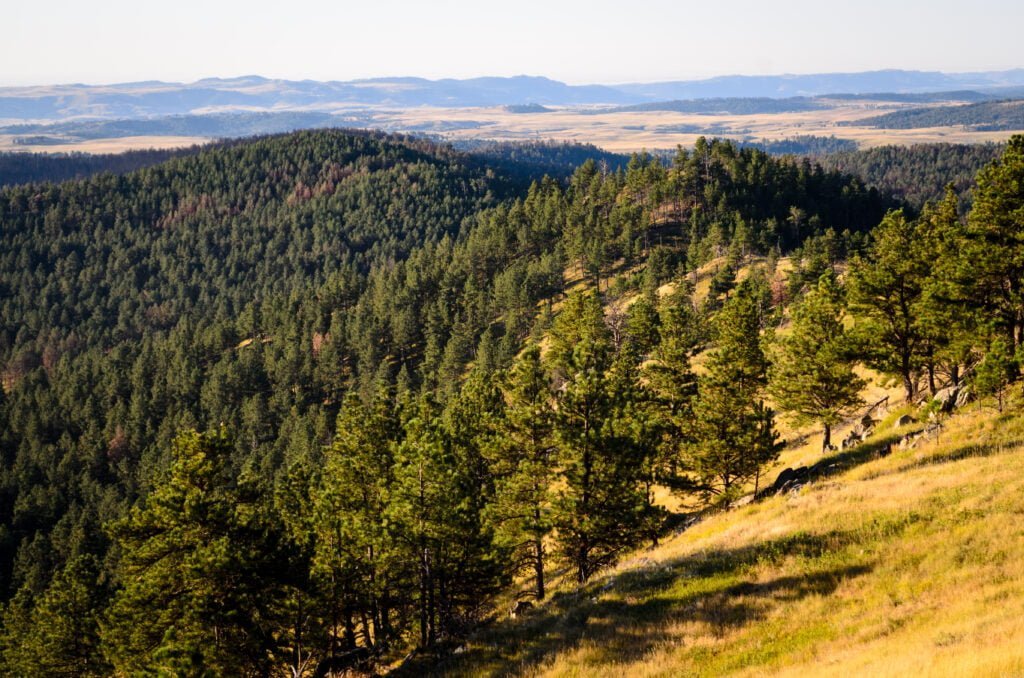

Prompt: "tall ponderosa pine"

[312,387,401,656]
[645,282,699,489]
[769,274,864,451]
[485,345,555,600]
[388,390,504,648]
[960,135,1024,348]
[848,210,931,401]
[975,336,1017,413]
[917,187,976,390]
[688,283,783,501]
[548,292,652,582]
[0,555,109,677]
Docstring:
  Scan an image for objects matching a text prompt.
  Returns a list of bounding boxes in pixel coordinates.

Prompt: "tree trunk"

[534,531,545,601]
[903,372,915,403]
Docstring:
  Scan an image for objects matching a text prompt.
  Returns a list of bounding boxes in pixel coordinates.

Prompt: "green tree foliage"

[102,428,287,675]
[645,283,699,490]
[916,188,976,390]
[848,210,932,401]
[388,393,503,648]
[818,142,1002,208]
[1,131,1004,670]
[548,292,654,582]
[975,337,1018,413]
[688,283,783,501]
[959,136,1024,348]
[624,291,662,358]
[485,346,555,600]
[312,388,400,656]
[0,555,109,677]
[769,275,864,451]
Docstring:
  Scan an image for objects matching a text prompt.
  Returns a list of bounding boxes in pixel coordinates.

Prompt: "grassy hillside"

[418,385,1024,677]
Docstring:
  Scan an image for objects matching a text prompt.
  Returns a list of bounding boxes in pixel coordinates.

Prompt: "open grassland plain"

[379,100,1022,152]
[2,98,1020,154]
[421,387,1024,677]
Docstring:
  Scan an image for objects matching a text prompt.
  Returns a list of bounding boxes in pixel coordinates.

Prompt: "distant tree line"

[844,99,1024,131]
[0,146,204,188]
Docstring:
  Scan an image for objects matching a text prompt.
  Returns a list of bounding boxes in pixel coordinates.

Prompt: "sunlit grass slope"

[426,387,1024,677]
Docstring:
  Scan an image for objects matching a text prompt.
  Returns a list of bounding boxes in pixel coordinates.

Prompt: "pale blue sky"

[3,0,1022,86]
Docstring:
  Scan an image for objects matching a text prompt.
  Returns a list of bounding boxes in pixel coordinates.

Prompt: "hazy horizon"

[3,66,1024,91]
[4,0,1024,87]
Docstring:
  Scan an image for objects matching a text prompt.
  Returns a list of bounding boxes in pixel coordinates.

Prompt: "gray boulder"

[955,386,974,409]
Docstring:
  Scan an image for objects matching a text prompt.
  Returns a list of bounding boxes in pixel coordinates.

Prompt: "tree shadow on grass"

[412,530,873,677]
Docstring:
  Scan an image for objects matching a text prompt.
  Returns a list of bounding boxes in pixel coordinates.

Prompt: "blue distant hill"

[3,69,1024,120]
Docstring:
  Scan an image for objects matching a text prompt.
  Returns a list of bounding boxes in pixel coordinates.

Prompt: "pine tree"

[975,336,1017,413]
[0,556,109,677]
[624,290,662,358]
[645,282,699,490]
[917,187,976,391]
[688,284,782,502]
[388,391,504,648]
[769,274,864,451]
[102,428,287,675]
[485,346,555,600]
[312,387,400,657]
[960,136,1024,348]
[547,291,652,582]
[847,210,930,401]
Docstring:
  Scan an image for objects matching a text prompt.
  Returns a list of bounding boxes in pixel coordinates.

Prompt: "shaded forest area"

[817,142,1004,207]
[0,146,206,188]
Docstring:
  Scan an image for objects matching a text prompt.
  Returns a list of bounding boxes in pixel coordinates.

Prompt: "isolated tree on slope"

[769,274,864,452]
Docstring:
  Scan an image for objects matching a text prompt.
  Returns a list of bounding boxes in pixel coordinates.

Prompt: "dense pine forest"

[817,142,1004,207]
[1,128,1022,676]
[0,147,205,188]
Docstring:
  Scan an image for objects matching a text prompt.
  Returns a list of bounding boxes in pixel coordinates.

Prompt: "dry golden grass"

[431,385,1024,678]
[380,102,1020,153]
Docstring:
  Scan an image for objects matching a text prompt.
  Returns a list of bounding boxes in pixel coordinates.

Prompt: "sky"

[3,0,1023,86]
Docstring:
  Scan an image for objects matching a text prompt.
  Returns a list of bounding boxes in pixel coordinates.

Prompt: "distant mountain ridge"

[3,69,1024,121]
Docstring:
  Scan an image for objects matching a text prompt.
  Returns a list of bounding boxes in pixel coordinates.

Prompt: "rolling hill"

[846,99,1024,131]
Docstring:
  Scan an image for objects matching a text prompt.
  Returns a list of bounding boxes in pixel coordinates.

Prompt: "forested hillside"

[845,98,1024,130]
[6,129,1023,676]
[818,142,1003,206]
[0,146,206,188]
